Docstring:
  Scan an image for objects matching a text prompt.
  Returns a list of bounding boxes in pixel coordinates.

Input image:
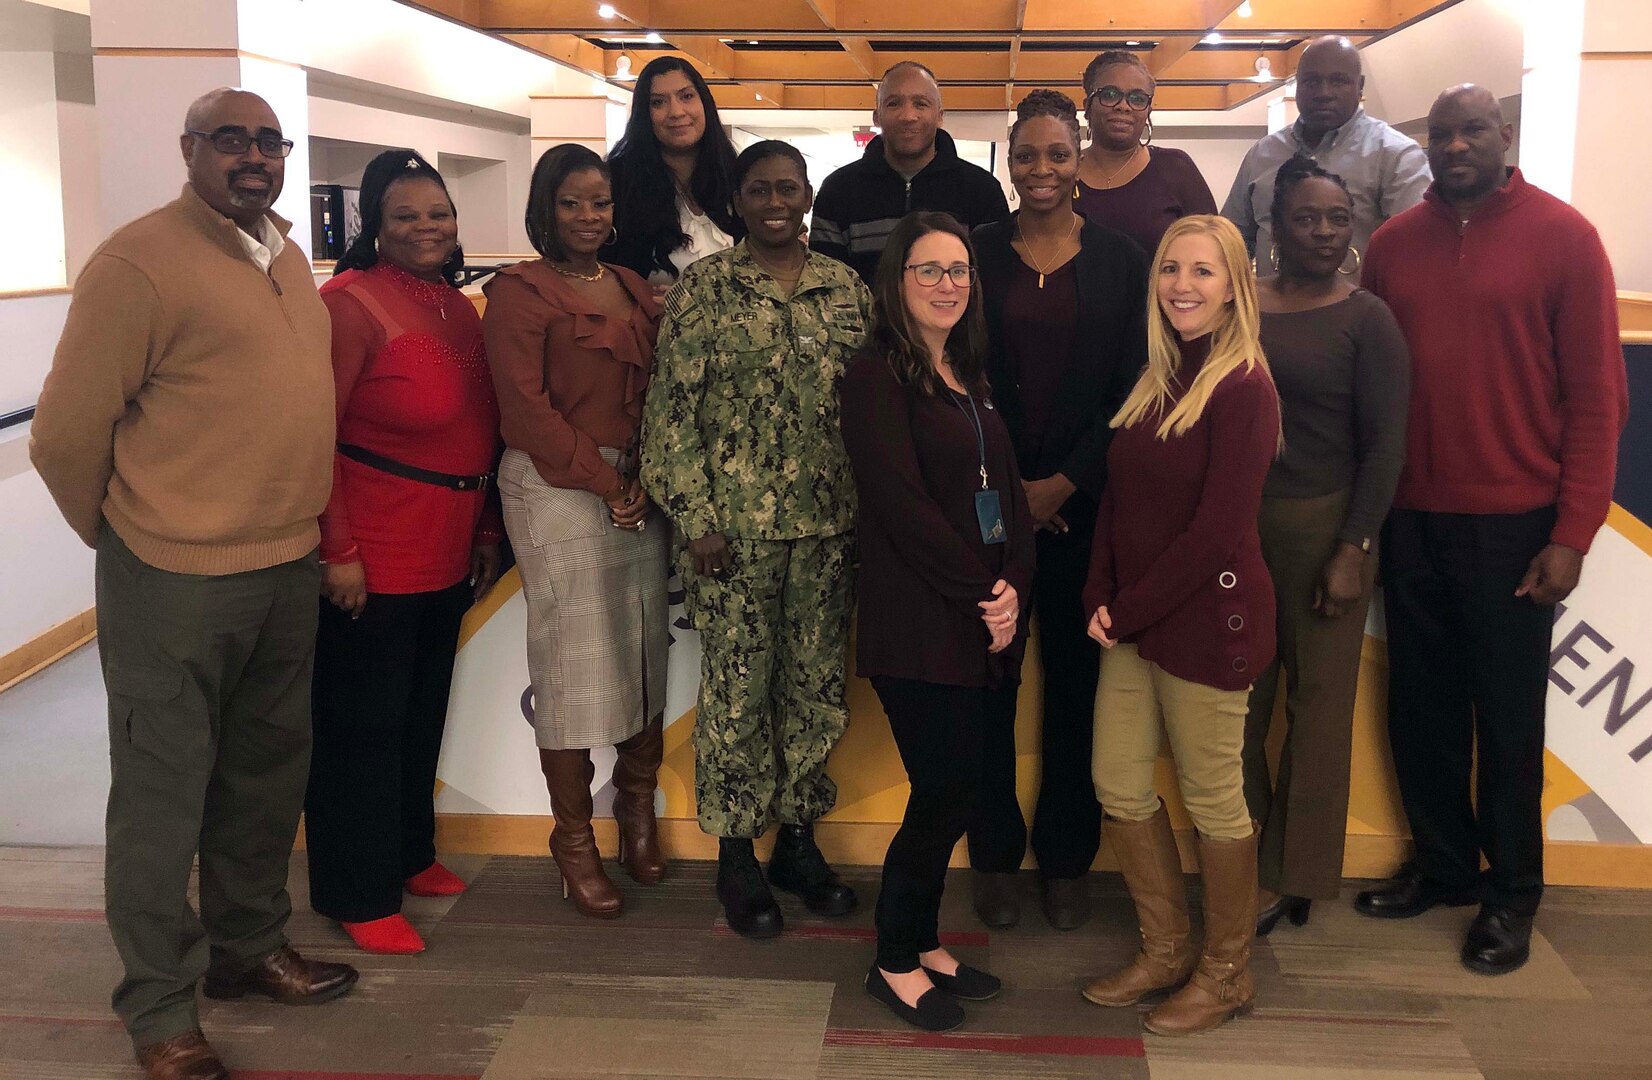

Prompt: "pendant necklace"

[1017,212,1078,288]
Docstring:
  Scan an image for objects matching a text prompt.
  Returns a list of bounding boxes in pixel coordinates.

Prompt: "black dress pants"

[873,676,1017,971]
[1381,507,1555,916]
[969,493,1102,879]
[305,582,472,922]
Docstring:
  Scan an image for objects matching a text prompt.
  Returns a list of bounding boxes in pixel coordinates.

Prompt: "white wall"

[1360,0,1527,127]
[0,51,69,290]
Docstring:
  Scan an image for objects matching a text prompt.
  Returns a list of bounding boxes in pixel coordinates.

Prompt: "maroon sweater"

[1363,168,1627,552]
[841,352,1036,688]
[1083,337,1281,691]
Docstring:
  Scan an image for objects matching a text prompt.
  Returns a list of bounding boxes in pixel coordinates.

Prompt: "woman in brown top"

[1242,156,1410,934]
[483,144,667,919]
[1074,50,1217,258]
[841,211,1035,1032]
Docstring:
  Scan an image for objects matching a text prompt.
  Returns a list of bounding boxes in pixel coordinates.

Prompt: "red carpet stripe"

[825,1028,1145,1057]
[712,923,990,946]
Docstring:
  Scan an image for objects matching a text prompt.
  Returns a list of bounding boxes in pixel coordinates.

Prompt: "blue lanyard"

[948,390,990,490]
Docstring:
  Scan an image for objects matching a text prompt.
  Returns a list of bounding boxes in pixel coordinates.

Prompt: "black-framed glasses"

[186,127,294,158]
[1088,85,1152,112]
[905,262,975,287]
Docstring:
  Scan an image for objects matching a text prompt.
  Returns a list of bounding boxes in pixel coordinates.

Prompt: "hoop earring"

[1269,246,1280,274]
[1339,246,1362,276]
[607,226,618,245]
[1140,119,1153,147]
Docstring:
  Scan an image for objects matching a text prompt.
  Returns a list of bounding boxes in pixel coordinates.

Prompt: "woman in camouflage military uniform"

[642,141,872,939]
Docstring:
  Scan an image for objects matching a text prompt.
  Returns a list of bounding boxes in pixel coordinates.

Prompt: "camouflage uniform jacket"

[642,242,872,541]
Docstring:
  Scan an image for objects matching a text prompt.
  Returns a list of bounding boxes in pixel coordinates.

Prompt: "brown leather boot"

[1144,827,1259,1036]
[1082,803,1196,1007]
[612,716,667,885]
[135,1029,228,1080]
[540,748,622,918]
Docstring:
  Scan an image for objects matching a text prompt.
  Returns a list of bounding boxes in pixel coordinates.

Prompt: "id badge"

[975,489,1007,545]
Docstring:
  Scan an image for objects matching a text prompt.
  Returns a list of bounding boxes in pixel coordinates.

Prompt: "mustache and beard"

[225,165,276,210]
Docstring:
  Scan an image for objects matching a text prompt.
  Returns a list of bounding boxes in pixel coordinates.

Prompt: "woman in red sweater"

[307,150,503,955]
[1080,214,1280,1036]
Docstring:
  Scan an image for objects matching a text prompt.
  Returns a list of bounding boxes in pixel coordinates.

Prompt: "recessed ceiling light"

[1203,32,1223,44]
[644,31,663,43]
[597,4,616,18]
[755,92,764,100]
[1126,40,1141,46]
[749,40,759,45]
[1237,1,1254,16]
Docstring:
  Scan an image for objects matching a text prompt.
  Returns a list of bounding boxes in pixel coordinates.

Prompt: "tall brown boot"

[539,748,622,918]
[1144,827,1259,1036]
[1082,802,1197,1007]
[612,716,667,885]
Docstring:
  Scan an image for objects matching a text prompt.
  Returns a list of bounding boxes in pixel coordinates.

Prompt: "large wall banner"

[436,344,1652,871]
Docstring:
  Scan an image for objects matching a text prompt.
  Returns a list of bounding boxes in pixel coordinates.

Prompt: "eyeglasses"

[905,262,976,287]
[1087,85,1153,112]
[186,127,295,158]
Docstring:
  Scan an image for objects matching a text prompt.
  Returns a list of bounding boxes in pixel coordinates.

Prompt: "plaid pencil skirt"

[497,448,669,750]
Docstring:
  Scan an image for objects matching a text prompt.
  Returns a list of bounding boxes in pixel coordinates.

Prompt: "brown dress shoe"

[135,1029,228,1080]
[202,944,359,1005]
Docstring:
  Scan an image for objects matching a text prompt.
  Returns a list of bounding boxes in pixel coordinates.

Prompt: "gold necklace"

[1083,145,1143,193]
[550,260,605,282]
[1016,212,1079,288]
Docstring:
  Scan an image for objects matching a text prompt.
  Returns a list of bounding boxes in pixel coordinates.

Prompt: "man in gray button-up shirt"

[1222,36,1431,274]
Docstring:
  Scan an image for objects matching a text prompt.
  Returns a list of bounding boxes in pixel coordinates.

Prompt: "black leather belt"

[338,443,492,492]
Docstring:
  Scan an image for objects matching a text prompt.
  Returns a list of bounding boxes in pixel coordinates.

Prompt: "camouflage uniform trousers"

[680,532,855,838]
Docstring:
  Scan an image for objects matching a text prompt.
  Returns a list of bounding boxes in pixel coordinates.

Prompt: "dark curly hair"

[332,149,463,286]
[1268,153,1351,230]
[1010,88,1081,148]
[604,57,742,278]
[1083,49,1156,95]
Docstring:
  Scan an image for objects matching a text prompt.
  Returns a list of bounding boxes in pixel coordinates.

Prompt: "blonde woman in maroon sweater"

[1080,215,1280,1037]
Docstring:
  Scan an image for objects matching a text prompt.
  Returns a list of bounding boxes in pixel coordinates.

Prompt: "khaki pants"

[1092,643,1252,840]
[98,526,319,1047]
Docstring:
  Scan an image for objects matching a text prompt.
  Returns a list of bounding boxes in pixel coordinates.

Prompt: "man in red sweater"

[1355,85,1627,975]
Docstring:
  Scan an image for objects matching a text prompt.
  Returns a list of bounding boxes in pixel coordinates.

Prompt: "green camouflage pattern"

[641,243,872,542]
[681,534,855,837]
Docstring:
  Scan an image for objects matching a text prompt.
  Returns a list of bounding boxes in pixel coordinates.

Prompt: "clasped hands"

[605,476,650,531]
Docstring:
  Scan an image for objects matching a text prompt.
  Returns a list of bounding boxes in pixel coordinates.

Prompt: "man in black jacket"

[811,61,1010,283]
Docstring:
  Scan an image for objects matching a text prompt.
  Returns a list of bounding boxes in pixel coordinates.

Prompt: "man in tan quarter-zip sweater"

[31,89,354,1080]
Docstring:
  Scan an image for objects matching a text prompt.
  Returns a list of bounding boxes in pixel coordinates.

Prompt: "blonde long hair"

[1113,214,1277,442]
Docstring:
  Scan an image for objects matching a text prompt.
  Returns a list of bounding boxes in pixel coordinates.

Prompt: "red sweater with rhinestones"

[318,262,503,594]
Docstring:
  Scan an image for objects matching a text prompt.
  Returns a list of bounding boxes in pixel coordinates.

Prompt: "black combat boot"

[717,837,783,938]
[768,822,857,916]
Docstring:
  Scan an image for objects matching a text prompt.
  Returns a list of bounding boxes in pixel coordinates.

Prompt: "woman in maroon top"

[971,90,1148,932]
[1080,215,1280,1037]
[307,151,503,956]
[841,211,1034,1033]
[484,145,668,921]
[1073,50,1217,258]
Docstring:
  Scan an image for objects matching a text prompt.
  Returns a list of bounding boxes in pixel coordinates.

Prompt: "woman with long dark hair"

[841,211,1034,1031]
[604,57,742,295]
[970,89,1148,931]
[307,149,503,955]
[483,144,669,919]
[1243,155,1409,934]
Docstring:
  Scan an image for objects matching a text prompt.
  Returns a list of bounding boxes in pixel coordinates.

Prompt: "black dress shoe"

[1041,875,1089,931]
[1353,865,1478,919]
[865,963,965,1031]
[1256,894,1312,936]
[971,871,1020,929]
[921,962,1001,1001]
[717,838,783,939]
[1461,906,1533,975]
[768,823,857,916]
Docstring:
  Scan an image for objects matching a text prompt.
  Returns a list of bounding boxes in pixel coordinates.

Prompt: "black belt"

[337,443,492,492]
